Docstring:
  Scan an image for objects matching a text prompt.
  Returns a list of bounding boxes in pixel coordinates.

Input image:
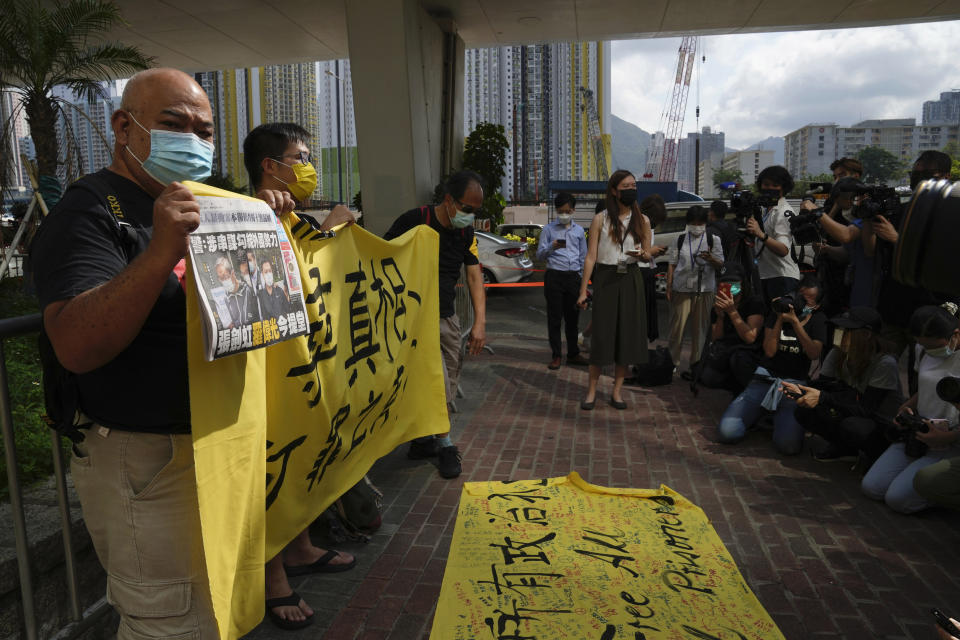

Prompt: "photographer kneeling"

[861,305,960,514]
[697,262,764,393]
[716,276,827,455]
[914,376,960,512]
[781,307,900,464]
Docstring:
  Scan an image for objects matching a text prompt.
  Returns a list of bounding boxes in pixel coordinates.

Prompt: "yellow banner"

[184,183,447,639]
[431,473,784,640]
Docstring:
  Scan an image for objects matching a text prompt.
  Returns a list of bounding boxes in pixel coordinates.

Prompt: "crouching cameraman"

[716,275,827,455]
[780,307,900,464]
[861,305,960,514]
[913,374,960,512]
[696,262,764,393]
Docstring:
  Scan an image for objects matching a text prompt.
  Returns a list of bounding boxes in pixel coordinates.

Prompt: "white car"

[474,231,534,284]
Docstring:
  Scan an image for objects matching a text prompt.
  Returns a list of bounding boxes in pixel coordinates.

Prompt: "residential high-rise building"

[196,64,323,199]
[837,119,916,164]
[722,150,775,185]
[922,90,960,126]
[676,126,725,193]
[784,124,839,178]
[464,41,611,201]
[50,81,126,184]
[1,91,28,189]
[318,59,360,204]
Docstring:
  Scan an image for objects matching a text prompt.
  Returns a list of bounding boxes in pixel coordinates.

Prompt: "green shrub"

[0,277,57,496]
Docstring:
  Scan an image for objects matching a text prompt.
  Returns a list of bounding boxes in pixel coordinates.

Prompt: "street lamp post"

[324,65,345,204]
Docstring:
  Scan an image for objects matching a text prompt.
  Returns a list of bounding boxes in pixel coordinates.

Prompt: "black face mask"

[618,189,638,206]
[910,169,936,190]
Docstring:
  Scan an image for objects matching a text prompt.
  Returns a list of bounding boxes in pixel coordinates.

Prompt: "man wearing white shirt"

[744,165,800,305]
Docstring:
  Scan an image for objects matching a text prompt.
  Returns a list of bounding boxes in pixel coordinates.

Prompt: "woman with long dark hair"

[576,170,661,410]
[781,306,901,463]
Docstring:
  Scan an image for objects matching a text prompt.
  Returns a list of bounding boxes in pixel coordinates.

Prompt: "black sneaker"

[407,437,440,459]
[437,445,462,478]
[812,443,858,462]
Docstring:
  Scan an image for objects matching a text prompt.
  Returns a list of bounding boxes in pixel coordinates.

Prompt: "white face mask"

[220,277,235,293]
[558,214,573,225]
[687,224,706,237]
[263,271,274,287]
[248,260,257,273]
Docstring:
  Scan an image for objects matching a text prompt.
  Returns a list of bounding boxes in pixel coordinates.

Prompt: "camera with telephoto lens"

[887,411,930,458]
[894,179,959,297]
[772,292,797,314]
[937,376,960,404]
[853,185,901,219]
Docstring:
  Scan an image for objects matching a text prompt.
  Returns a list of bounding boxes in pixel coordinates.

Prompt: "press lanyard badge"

[617,257,627,274]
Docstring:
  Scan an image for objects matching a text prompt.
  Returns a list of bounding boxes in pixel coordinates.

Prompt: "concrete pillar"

[345,0,464,234]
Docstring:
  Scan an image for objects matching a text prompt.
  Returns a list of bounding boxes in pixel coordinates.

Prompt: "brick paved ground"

[248,288,960,640]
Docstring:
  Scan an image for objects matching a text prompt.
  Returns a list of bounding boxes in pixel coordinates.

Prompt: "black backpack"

[35,174,137,443]
[313,475,384,543]
[627,346,674,387]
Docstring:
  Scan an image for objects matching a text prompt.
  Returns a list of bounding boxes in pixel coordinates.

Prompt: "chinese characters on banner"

[188,196,309,360]
[182,181,447,640]
[431,473,785,640]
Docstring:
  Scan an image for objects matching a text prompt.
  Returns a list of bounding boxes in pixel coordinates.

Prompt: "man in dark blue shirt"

[536,192,589,369]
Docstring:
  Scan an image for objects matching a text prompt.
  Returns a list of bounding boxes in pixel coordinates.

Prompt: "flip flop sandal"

[266,591,314,630]
[284,549,357,576]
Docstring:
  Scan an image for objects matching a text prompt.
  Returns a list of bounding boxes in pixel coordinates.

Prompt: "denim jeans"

[717,377,805,455]
[861,443,949,514]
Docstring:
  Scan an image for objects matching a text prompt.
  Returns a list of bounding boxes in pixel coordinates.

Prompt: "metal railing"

[0,313,111,640]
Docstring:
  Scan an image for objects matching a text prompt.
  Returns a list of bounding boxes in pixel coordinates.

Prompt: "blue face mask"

[729,283,742,296]
[126,113,214,185]
[925,345,955,358]
[450,209,475,229]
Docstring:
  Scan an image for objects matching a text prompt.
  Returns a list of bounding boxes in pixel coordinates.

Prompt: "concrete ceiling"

[112,0,960,71]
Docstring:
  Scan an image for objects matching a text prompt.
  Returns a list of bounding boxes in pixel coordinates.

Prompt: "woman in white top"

[862,305,960,514]
[576,170,665,410]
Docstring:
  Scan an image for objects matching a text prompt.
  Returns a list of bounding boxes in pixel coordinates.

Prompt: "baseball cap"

[831,306,881,332]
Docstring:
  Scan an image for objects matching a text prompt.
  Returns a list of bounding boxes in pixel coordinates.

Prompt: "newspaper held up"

[188,196,309,361]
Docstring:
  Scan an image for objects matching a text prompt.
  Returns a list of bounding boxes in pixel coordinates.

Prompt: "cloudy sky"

[611,20,960,150]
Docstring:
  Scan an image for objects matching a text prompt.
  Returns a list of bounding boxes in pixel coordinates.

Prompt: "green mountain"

[610,114,651,177]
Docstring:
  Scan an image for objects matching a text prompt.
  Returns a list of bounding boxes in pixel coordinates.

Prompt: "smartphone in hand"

[718,282,732,298]
[932,608,960,636]
[557,238,566,248]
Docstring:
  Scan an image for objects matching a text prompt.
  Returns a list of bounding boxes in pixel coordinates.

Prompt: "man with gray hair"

[30,68,294,638]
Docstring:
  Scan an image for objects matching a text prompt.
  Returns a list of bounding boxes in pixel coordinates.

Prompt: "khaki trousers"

[668,291,713,366]
[71,429,218,639]
[439,314,462,408]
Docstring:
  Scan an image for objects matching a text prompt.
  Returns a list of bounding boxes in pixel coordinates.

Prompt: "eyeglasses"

[455,199,483,215]
[275,151,311,165]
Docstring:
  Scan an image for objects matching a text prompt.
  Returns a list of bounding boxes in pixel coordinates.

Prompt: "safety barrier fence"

[0,313,111,640]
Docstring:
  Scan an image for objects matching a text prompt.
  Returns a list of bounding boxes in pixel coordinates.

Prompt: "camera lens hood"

[893,179,959,296]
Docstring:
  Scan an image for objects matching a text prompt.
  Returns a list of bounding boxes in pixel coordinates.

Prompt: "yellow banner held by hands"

[184,182,447,639]
[431,473,785,640]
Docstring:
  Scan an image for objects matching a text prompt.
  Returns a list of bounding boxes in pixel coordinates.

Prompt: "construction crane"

[643,36,698,182]
[578,86,609,181]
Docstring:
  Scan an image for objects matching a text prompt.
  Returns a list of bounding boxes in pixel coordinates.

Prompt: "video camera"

[729,189,780,234]
[888,411,930,458]
[852,185,901,220]
[786,209,823,245]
